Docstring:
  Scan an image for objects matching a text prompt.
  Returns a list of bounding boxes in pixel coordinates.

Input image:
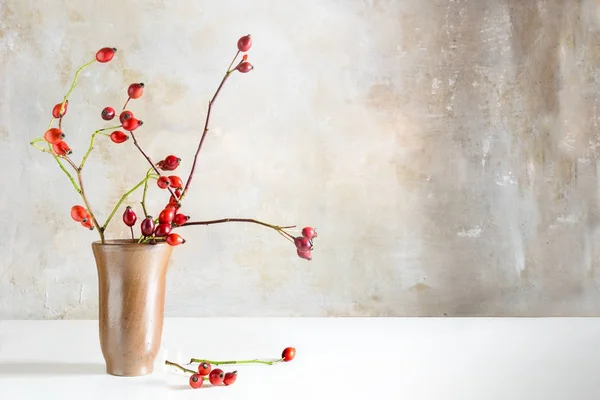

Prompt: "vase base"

[105,363,154,377]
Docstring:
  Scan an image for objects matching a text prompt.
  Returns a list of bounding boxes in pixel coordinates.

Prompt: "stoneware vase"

[91,240,173,377]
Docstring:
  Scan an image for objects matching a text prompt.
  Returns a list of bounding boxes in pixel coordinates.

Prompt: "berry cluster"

[165,347,296,390]
[30,34,317,260]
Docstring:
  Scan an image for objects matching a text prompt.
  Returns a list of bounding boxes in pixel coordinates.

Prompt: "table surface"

[1,318,600,399]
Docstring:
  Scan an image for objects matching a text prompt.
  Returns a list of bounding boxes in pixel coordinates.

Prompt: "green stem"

[47,59,97,130]
[165,360,209,379]
[140,167,153,216]
[54,156,82,194]
[102,175,151,231]
[188,358,282,366]
[79,126,122,170]
[63,155,103,242]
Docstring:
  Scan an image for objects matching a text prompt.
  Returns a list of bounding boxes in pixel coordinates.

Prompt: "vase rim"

[92,239,170,247]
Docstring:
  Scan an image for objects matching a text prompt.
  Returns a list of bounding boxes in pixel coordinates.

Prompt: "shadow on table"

[0,362,105,375]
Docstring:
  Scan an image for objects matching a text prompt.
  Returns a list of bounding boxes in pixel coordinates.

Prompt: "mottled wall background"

[2,0,600,318]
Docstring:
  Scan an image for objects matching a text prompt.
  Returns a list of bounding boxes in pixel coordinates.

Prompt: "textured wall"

[2,0,600,318]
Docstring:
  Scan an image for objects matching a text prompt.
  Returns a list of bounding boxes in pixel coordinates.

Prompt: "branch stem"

[180,51,238,202]
[140,167,153,216]
[79,126,122,170]
[165,360,208,379]
[182,218,295,240]
[63,155,103,242]
[188,358,282,366]
[102,175,152,231]
[129,131,177,199]
[47,59,96,130]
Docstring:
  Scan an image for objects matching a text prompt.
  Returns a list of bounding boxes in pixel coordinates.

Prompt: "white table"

[1,318,599,399]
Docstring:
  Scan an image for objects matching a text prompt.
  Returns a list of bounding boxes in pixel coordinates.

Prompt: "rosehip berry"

[44,128,65,144]
[158,155,181,171]
[294,236,312,252]
[110,130,129,144]
[122,206,137,227]
[52,100,68,118]
[282,347,296,362]
[242,54,248,62]
[141,216,155,236]
[96,47,117,63]
[189,374,203,389]
[81,218,94,230]
[236,61,254,73]
[198,362,211,376]
[223,371,238,386]
[297,249,312,261]
[158,208,175,224]
[70,205,88,223]
[209,368,224,385]
[122,117,143,131]
[127,82,144,99]
[168,175,183,189]
[119,110,134,123]
[166,233,185,246]
[172,213,190,226]
[301,227,318,240]
[166,201,181,210]
[237,34,252,52]
[154,223,172,237]
[52,141,72,156]
[101,107,115,121]
[157,176,170,189]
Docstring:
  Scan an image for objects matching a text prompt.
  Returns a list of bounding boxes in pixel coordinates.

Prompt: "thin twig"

[129,131,177,199]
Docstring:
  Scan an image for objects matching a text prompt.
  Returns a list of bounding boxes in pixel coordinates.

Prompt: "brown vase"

[91,239,173,377]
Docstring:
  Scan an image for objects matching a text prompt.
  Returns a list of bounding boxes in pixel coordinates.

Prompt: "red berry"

[242,54,248,62]
[237,34,252,52]
[158,208,175,224]
[52,141,72,156]
[294,236,312,252]
[236,61,254,73]
[157,176,170,189]
[119,110,134,123]
[52,101,68,118]
[282,347,296,362]
[81,218,94,230]
[96,47,117,63]
[101,107,115,121]
[158,155,181,171]
[168,175,183,189]
[189,374,203,389]
[223,371,237,386]
[140,216,155,236]
[209,368,224,385]
[122,117,143,131]
[166,202,180,210]
[71,205,88,223]
[110,130,129,144]
[301,227,317,240]
[172,213,190,226]
[154,223,172,237]
[166,233,185,246]
[122,206,137,227]
[198,362,211,376]
[297,249,312,261]
[127,82,144,99]
[44,128,65,144]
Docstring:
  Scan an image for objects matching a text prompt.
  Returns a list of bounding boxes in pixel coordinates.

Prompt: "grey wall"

[2,0,600,318]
